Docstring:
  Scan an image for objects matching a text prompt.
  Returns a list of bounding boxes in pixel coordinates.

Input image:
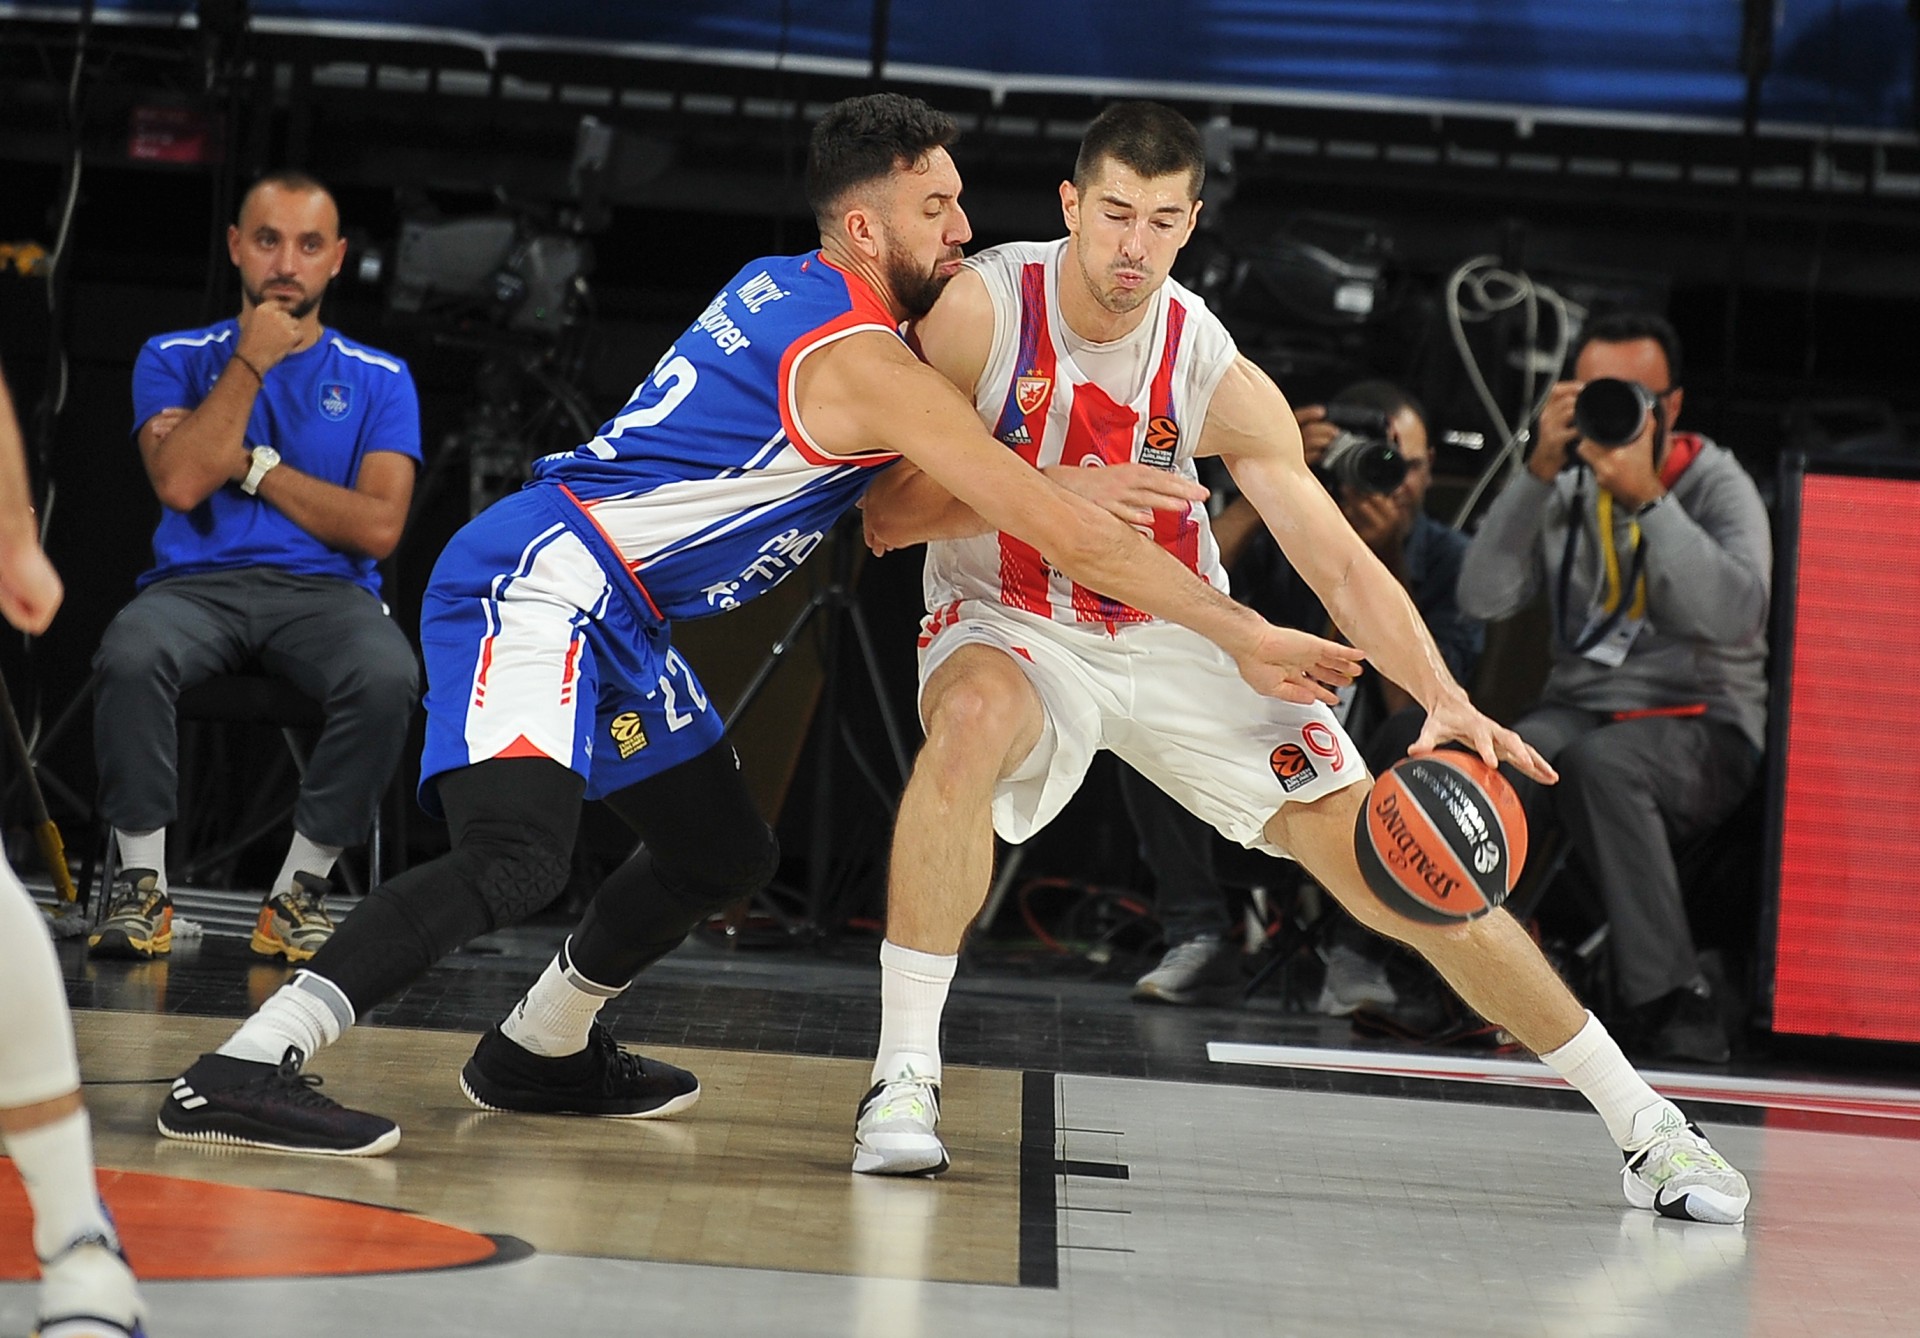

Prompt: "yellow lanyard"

[1594,490,1647,621]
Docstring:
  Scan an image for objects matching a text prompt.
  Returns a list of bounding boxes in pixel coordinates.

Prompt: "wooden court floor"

[5,1011,1023,1288]
[6,947,1920,1336]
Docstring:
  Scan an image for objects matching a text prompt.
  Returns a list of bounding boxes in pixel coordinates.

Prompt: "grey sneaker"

[1314,942,1398,1017]
[252,871,336,962]
[1132,935,1242,1006]
[1621,1104,1750,1224]
[88,869,173,960]
[852,1066,947,1176]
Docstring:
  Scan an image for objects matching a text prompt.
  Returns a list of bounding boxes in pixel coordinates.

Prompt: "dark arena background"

[2,5,1918,1336]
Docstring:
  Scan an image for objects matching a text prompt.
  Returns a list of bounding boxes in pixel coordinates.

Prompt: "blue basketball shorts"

[415,487,724,815]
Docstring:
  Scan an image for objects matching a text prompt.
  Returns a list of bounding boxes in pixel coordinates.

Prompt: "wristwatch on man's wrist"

[240,445,281,496]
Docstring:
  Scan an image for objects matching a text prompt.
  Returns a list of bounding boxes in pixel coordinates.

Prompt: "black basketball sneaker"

[459,1022,701,1119]
[157,1047,400,1156]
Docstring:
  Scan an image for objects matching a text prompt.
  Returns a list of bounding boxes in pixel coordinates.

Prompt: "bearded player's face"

[875,146,971,319]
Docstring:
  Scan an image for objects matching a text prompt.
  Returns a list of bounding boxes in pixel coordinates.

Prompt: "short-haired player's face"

[1061,159,1200,316]
[228,184,346,320]
[874,146,971,319]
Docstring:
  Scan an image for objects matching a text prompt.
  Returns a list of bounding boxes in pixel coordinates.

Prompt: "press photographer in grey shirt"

[1458,311,1770,1066]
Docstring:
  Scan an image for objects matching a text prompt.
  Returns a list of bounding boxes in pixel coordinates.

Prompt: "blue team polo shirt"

[130,319,422,597]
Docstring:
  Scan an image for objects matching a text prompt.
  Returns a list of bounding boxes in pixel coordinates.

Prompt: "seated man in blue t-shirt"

[89,170,421,964]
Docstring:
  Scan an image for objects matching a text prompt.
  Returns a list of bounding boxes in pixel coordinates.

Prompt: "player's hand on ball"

[1410,690,1557,785]
[1234,624,1364,706]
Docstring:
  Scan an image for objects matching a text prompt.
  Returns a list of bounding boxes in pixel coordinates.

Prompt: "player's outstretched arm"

[802,334,1359,705]
[0,361,62,634]
[861,459,1206,554]
[1205,355,1554,782]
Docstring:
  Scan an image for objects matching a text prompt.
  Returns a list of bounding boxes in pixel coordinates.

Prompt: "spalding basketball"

[1354,751,1527,924]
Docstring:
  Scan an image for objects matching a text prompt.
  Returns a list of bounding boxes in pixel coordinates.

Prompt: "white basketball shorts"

[917,599,1366,857]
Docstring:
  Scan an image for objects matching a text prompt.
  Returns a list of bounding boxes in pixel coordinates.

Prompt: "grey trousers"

[1511,705,1760,1009]
[92,567,420,850]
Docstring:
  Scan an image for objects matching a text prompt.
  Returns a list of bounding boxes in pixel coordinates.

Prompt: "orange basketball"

[1353,750,1527,924]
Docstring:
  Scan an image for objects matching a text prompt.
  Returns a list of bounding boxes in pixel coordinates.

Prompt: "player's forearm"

[254,466,404,560]
[1323,552,1464,711]
[1049,514,1269,656]
[863,464,993,548]
[145,364,258,511]
[0,368,36,550]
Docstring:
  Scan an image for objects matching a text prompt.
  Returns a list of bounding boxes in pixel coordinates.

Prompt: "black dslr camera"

[1317,404,1408,495]
[1572,378,1660,449]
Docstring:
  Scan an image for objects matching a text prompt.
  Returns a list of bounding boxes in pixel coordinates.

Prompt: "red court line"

[1,1163,500,1281]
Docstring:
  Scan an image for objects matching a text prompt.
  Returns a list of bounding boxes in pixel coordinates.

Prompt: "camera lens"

[1573,378,1656,449]
[1321,433,1408,494]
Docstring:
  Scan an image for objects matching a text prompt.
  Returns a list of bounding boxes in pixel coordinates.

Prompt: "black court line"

[1056,1159,1129,1179]
[1018,1069,1058,1289]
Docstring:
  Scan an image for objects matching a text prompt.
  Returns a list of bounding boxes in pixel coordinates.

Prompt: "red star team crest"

[1014,374,1051,416]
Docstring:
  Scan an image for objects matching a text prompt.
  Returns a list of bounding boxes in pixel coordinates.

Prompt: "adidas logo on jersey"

[999,425,1031,447]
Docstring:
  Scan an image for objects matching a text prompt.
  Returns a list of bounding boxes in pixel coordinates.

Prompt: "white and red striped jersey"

[922,239,1238,628]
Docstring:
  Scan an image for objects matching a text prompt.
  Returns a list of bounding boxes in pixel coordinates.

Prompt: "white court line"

[1208,1042,1920,1122]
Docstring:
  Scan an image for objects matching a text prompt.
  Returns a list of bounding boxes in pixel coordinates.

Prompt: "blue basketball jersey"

[529,250,901,621]
[130,321,422,596]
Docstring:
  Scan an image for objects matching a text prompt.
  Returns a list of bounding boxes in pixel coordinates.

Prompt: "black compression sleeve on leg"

[569,743,778,986]
[307,758,586,1014]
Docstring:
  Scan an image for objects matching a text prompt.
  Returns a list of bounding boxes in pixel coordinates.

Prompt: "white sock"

[500,940,625,1058]
[1540,1010,1676,1149]
[113,829,166,892]
[217,970,354,1066]
[872,940,957,1085]
[273,831,343,898]
[1,1109,115,1262]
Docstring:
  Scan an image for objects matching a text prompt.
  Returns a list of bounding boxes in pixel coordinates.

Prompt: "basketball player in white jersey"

[0,362,147,1336]
[853,103,1750,1225]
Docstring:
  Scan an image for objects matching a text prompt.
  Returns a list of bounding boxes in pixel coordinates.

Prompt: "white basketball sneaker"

[1621,1103,1750,1224]
[852,1061,948,1177]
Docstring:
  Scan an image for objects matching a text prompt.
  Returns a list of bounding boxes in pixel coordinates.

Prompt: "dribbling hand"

[1409,689,1557,785]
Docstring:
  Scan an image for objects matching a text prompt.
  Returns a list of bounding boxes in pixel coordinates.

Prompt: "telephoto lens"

[1572,378,1657,449]
[1318,405,1408,494]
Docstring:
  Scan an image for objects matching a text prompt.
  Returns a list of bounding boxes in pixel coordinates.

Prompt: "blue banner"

[8,1,1912,131]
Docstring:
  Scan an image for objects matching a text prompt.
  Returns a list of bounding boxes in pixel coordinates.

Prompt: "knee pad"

[462,831,573,930]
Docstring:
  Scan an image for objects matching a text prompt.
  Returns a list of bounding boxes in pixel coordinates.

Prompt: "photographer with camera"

[1457,312,1770,1065]
[1128,380,1483,1010]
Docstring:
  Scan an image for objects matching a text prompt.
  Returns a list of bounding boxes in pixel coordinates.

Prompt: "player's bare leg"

[854,645,1043,1175]
[1266,781,1751,1223]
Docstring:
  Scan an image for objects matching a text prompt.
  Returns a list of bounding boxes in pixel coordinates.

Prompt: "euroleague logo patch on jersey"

[318,382,352,421]
[1270,742,1319,793]
[1141,415,1179,468]
[610,711,650,760]
[1015,375,1051,416]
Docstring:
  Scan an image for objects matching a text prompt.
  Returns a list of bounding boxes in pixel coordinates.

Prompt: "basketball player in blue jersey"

[156,93,1364,1156]
[854,102,1750,1225]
